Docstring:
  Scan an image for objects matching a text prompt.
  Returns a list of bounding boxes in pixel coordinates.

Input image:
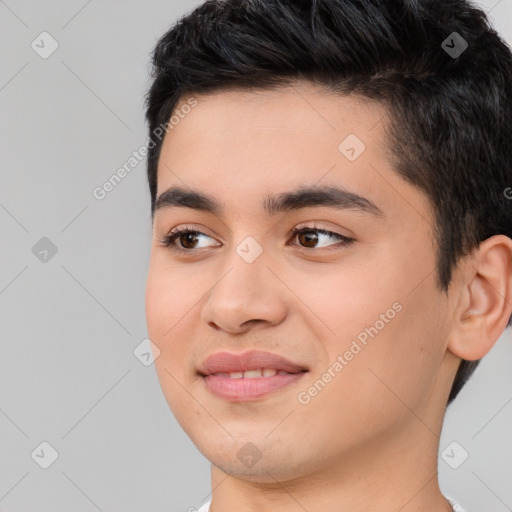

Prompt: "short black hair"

[144,0,512,405]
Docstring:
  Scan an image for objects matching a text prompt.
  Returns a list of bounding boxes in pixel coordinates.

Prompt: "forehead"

[160,84,381,170]
[155,83,430,225]
[161,84,386,153]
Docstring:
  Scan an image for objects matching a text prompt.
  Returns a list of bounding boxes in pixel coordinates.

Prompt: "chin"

[198,436,312,483]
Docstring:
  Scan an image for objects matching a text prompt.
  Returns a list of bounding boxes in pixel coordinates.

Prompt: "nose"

[200,252,288,334]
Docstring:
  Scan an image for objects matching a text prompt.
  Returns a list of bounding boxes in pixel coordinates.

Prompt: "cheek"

[146,268,197,414]
[287,250,400,341]
[338,279,447,414]
[145,270,169,343]
[145,272,188,389]
[293,244,444,403]
[145,262,202,339]
[145,262,210,387]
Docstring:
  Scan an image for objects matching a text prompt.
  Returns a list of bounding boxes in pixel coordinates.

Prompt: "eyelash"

[158,224,355,254]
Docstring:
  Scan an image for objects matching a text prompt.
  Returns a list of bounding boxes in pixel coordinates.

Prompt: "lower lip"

[203,372,307,401]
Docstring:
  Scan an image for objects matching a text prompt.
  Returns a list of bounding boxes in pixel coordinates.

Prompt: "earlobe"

[448,235,512,361]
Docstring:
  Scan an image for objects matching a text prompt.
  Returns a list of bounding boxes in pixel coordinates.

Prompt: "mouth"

[197,349,309,376]
[197,349,309,402]
[203,368,306,379]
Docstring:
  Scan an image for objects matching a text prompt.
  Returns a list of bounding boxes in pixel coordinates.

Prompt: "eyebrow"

[153,185,385,218]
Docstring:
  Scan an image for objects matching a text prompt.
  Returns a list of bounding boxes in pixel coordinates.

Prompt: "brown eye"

[179,232,200,249]
[159,226,354,254]
[297,230,320,248]
[160,228,218,252]
[290,227,354,250]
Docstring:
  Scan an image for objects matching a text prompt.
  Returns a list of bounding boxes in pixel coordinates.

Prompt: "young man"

[144,1,512,510]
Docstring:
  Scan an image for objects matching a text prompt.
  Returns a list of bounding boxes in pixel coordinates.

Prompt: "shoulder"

[196,498,464,512]
[446,496,466,512]
[197,500,211,512]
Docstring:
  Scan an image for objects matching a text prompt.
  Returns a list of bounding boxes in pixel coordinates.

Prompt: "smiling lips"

[198,349,309,401]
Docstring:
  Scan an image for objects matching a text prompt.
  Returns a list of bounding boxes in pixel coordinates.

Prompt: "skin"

[145,81,512,512]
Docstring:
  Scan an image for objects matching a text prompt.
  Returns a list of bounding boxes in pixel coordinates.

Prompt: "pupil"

[182,233,197,249]
[300,231,318,248]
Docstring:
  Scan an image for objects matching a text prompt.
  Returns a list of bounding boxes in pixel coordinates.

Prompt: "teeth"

[244,369,263,378]
[213,368,281,378]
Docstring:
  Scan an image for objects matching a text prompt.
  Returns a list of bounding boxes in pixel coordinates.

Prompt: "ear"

[448,235,512,361]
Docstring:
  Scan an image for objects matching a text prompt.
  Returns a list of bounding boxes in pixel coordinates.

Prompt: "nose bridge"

[213,239,270,307]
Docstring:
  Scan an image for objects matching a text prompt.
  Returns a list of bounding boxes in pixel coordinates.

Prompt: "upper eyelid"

[167,224,344,238]
[167,220,348,236]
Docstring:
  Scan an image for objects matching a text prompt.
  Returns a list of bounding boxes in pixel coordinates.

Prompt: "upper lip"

[198,350,309,375]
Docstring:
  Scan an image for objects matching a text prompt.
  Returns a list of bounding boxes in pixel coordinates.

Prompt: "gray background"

[0,1,511,511]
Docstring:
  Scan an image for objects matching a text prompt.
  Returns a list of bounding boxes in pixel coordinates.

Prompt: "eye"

[158,226,219,252]
[289,225,355,251]
[158,224,355,254]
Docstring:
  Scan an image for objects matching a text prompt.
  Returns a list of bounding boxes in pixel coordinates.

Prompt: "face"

[145,83,457,483]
